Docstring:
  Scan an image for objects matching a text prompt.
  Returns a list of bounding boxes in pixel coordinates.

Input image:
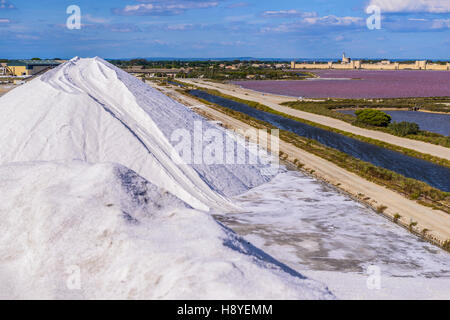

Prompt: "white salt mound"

[0,57,334,299]
[0,161,334,300]
[0,57,273,212]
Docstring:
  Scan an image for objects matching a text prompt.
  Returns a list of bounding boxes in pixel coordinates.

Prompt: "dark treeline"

[110,59,307,80]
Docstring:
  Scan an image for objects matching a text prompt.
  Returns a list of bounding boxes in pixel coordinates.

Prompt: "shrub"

[388,121,420,136]
[443,240,450,250]
[410,191,421,200]
[355,109,391,127]
[409,221,418,231]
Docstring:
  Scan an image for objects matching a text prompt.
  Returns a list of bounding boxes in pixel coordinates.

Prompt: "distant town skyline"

[0,0,449,59]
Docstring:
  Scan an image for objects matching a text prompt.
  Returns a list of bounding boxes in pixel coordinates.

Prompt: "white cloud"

[0,0,15,10]
[384,16,450,31]
[431,18,450,28]
[226,2,249,9]
[114,1,219,16]
[303,15,363,26]
[262,9,317,18]
[261,15,364,33]
[368,0,450,13]
[83,14,110,24]
[0,18,10,23]
[224,14,254,22]
[166,23,194,30]
[260,10,363,34]
[16,34,39,40]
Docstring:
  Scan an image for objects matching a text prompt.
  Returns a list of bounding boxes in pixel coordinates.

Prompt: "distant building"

[415,60,427,70]
[342,52,351,64]
[291,54,449,71]
[0,62,8,75]
[6,59,61,76]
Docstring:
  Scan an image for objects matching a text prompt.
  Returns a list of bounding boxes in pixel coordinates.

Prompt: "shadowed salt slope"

[0,57,273,212]
[0,161,334,300]
[114,65,275,196]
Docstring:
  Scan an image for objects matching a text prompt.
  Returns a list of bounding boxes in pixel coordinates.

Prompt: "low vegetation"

[182,90,450,214]
[286,97,450,113]
[443,240,450,250]
[282,100,450,147]
[356,110,422,137]
[388,121,420,136]
[409,221,418,232]
[113,58,311,80]
[376,205,388,213]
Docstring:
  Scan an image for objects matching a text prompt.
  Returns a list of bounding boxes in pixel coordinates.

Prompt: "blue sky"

[0,0,449,59]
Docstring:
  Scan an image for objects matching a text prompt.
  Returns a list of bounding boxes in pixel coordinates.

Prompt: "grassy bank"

[180,90,450,214]
[286,97,450,112]
[175,83,450,168]
[282,100,450,147]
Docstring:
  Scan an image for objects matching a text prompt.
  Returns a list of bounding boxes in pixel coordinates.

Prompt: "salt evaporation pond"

[214,170,450,299]
[234,70,450,98]
[338,109,450,136]
[189,90,450,192]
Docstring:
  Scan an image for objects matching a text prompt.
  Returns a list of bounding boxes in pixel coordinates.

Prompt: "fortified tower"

[342,52,350,64]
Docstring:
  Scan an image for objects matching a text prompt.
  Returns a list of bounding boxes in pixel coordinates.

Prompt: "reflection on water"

[190,90,450,191]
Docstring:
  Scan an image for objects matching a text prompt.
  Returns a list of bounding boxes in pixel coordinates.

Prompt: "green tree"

[355,109,392,127]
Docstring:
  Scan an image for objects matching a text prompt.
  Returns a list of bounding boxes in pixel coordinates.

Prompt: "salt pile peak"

[0,57,273,211]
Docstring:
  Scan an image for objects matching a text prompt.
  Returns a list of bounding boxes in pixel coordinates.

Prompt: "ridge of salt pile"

[0,57,275,211]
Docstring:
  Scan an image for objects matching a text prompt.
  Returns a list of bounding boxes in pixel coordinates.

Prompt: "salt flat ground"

[215,171,450,300]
